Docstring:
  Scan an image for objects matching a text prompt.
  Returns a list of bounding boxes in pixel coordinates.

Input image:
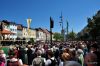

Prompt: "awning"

[1,29,15,34]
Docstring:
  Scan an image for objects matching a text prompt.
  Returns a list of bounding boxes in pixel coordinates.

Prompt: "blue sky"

[0,0,100,33]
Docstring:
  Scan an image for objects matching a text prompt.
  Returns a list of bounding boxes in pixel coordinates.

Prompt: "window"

[10,29,12,31]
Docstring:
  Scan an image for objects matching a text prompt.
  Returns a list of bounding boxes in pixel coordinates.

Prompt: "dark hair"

[91,44,98,49]
[47,50,54,57]
[9,52,15,56]
[8,49,16,58]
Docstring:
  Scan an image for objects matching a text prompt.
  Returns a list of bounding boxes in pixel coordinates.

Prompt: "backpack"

[33,57,45,66]
[49,59,58,66]
[7,60,19,66]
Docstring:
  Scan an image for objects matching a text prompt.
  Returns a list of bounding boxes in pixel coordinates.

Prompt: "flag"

[0,22,3,31]
[50,17,54,28]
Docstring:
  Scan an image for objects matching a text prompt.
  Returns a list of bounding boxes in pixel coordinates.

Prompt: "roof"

[2,20,16,25]
[35,28,42,31]
[17,24,23,30]
[35,28,50,34]
[42,28,50,34]
[1,29,15,34]
[22,26,27,28]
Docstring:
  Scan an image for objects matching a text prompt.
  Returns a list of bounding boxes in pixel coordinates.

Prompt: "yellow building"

[22,26,36,42]
[29,28,36,40]
[22,26,28,39]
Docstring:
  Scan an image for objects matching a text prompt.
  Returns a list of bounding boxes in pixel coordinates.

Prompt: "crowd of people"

[0,41,100,66]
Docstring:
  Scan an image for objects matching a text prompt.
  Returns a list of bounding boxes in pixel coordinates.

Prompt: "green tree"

[30,38,34,44]
[87,15,100,40]
[68,30,77,40]
[78,11,100,41]
[90,17,100,40]
[59,34,64,41]
[53,33,63,41]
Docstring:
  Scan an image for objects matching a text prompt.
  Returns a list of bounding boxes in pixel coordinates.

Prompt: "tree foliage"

[88,17,100,40]
[67,31,77,40]
[30,38,34,44]
[53,33,63,41]
[78,10,100,41]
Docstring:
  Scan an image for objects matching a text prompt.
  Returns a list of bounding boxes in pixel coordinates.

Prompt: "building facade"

[17,24,23,39]
[0,20,51,44]
[35,28,50,42]
[1,20,16,40]
[35,28,44,42]
[29,28,36,40]
[22,26,28,39]
[9,22,17,40]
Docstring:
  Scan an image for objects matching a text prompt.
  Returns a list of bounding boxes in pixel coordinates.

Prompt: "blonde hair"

[61,52,70,61]
[0,50,4,54]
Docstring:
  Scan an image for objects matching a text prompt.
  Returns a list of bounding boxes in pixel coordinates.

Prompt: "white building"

[35,28,50,42]
[9,22,17,40]
[1,20,17,40]
[35,28,44,42]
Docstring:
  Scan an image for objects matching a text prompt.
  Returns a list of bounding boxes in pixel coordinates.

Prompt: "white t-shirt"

[9,58,23,65]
